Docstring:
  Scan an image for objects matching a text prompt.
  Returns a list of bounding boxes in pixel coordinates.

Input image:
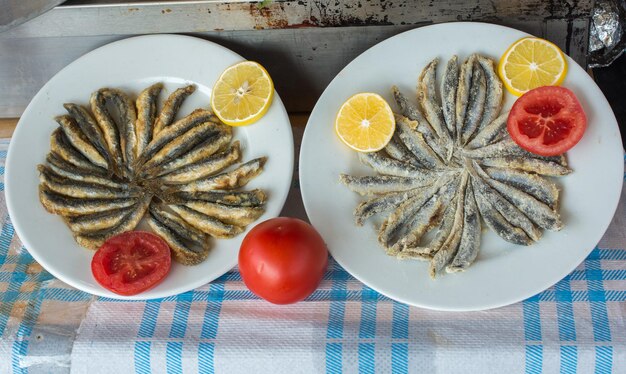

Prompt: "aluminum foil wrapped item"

[589,0,626,67]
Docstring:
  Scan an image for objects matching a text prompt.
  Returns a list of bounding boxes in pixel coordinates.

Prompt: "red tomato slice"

[91,231,171,296]
[507,86,587,156]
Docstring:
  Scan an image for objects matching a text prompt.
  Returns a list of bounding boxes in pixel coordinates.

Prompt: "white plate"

[300,22,624,311]
[6,35,294,300]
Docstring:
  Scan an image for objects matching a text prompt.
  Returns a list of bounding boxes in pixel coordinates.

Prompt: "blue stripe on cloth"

[554,275,576,341]
[523,296,542,342]
[392,303,409,339]
[325,343,342,374]
[560,345,577,374]
[391,343,408,374]
[326,282,346,339]
[134,341,151,374]
[585,260,611,342]
[358,343,375,374]
[586,247,626,261]
[198,343,215,374]
[359,286,377,339]
[137,301,161,338]
[166,342,183,374]
[525,345,543,374]
[169,292,193,338]
[595,346,613,374]
[200,283,224,339]
[11,269,48,374]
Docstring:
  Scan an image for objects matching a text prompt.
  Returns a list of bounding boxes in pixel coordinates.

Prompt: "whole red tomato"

[239,217,328,304]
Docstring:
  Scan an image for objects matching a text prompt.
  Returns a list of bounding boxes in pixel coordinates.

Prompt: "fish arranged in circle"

[340,54,570,278]
[38,83,267,265]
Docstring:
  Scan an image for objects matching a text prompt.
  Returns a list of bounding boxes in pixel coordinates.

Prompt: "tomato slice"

[91,231,171,296]
[507,86,587,156]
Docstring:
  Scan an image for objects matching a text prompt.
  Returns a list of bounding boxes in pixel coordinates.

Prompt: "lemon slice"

[335,93,395,152]
[498,37,567,96]
[211,61,274,126]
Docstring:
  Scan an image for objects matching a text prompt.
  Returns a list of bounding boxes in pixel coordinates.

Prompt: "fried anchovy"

[395,114,443,169]
[383,134,419,166]
[378,175,457,251]
[63,103,113,174]
[49,129,108,175]
[74,195,151,250]
[149,204,208,247]
[465,112,508,150]
[44,155,126,189]
[353,188,423,226]
[99,88,138,173]
[441,55,459,137]
[461,61,486,145]
[479,156,572,176]
[455,54,477,145]
[39,185,137,217]
[169,205,244,239]
[143,121,228,174]
[153,84,197,136]
[484,167,560,209]
[430,172,468,278]
[142,129,232,178]
[390,176,459,255]
[358,150,422,177]
[38,165,138,199]
[446,183,481,272]
[418,58,453,158]
[182,200,265,226]
[473,55,503,140]
[473,162,562,231]
[90,90,125,178]
[65,206,135,235]
[172,157,266,192]
[160,142,241,184]
[391,85,426,123]
[55,115,108,169]
[147,213,209,266]
[471,172,539,244]
[339,171,445,195]
[163,189,267,207]
[135,83,163,158]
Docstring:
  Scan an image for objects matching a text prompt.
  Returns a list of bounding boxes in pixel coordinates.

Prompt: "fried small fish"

[65,206,135,234]
[135,83,163,158]
[464,112,508,150]
[473,55,504,139]
[50,129,108,175]
[153,84,197,136]
[135,109,216,167]
[484,167,560,209]
[441,55,459,137]
[149,204,208,247]
[358,150,422,177]
[163,189,267,207]
[55,115,108,169]
[159,141,241,184]
[169,205,244,239]
[446,183,481,272]
[455,54,477,145]
[74,195,151,250]
[461,61,486,145]
[339,171,444,196]
[181,200,265,226]
[353,188,423,226]
[141,129,232,178]
[395,114,443,169]
[39,185,137,217]
[172,157,266,192]
[147,213,209,265]
[63,103,113,173]
[90,90,125,178]
[99,88,138,173]
[479,156,572,176]
[38,165,139,199]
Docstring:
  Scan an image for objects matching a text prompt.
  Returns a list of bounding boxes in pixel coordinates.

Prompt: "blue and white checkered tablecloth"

[1,133,625,373]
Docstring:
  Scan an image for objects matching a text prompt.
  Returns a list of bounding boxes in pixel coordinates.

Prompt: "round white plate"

[6,35,294,300]
[300,22,624,311]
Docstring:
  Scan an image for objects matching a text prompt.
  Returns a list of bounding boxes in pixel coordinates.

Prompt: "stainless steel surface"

[0,0,594,117]
[0,0,65,33]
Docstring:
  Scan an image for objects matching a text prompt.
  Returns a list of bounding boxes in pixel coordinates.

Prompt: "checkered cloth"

[1,135,625,373]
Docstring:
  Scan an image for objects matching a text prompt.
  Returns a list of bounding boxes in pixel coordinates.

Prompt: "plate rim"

[299,21,624,311]
[5,33,294,300]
